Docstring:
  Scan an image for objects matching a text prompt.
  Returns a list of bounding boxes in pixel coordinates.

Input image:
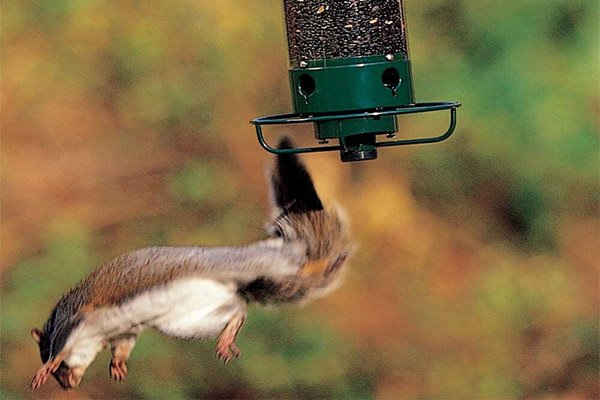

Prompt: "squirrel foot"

[30,364,52,390]
[215,340,241,363]
[109,334,135,382]
[109,358,128,382]
[215,312,245,364]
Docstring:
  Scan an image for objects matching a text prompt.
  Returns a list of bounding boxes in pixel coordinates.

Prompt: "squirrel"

[30,137,352,391]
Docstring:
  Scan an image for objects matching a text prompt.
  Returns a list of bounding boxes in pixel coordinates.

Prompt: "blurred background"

[1,0,598,398]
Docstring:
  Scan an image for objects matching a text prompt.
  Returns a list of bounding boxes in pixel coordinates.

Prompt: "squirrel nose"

[66,367,84,388]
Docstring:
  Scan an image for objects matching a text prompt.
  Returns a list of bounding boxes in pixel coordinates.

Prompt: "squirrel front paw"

[109,358,128,382]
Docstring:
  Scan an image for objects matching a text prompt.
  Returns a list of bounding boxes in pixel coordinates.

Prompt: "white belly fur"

[64,278,242,368]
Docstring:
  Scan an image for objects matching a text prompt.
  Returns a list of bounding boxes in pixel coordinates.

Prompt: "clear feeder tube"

[284,0,409,62]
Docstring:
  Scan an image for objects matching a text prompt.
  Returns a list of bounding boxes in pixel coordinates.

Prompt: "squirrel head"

[30,328,83,390]
[30,292,89,391]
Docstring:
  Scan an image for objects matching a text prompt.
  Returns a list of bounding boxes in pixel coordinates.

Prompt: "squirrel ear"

[31,328,43,343]
[270,137,323,214]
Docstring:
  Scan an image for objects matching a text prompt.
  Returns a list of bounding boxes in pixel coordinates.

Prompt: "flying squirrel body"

[30,138,352,390]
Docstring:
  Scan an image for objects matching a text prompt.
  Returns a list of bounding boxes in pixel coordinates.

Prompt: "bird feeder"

[251,0,461,162]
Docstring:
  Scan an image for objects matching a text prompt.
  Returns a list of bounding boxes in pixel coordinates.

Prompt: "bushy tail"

[256,137,353,302]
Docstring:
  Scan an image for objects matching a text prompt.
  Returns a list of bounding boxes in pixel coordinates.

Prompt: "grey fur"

[33,138,352,390]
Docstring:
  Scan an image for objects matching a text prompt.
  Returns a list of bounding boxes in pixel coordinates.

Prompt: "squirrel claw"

[215,342,241,364]
[109,358,128,382]
[229,343,241,358]
[216,347,231,364]
[30,370,49,391]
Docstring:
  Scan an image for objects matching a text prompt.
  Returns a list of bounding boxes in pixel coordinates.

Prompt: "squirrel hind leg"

[215,311,246,364]
[109,334,137,382]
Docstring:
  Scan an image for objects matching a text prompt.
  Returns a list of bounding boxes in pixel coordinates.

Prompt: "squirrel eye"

[273,227,284,238]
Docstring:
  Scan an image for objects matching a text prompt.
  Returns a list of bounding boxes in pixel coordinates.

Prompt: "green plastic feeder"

[251,0,461,162]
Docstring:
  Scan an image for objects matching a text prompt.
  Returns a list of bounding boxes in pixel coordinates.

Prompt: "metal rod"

[376,107,458,147]
[254,105,459,155]
[251,102,460,126]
